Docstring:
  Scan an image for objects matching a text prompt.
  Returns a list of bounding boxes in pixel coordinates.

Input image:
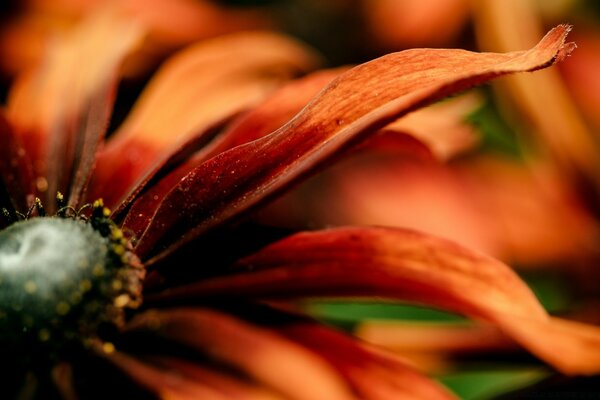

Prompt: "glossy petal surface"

[148,226,600,374]
[134,25,575,262]
[89,31,319,209]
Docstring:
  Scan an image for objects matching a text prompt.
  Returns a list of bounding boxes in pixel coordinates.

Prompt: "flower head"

[1,9,599,399]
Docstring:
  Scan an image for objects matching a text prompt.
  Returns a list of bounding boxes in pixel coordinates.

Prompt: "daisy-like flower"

[1,9,599,399]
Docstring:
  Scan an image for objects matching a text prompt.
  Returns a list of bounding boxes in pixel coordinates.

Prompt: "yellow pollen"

[92,264,105,277]
[56,302,70,315]
[111,229,123,240]
[112,244,125,256]
[79,279,92,292]
[113,294,130,308]
[24,281,38,294]
[111,280,123,291]
[102,342,115,354]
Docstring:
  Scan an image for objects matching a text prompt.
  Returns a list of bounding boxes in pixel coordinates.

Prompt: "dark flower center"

[0,211,143,367]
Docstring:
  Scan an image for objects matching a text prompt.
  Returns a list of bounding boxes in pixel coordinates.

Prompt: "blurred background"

[2,0,600,398]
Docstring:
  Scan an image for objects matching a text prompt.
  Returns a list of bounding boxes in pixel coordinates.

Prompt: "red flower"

[0,10,597,399]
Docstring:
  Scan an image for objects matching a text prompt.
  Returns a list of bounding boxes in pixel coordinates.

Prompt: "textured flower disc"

[0,213,143,367]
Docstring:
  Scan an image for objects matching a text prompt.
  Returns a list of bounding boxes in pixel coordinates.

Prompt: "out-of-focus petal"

[455,157,599,265]
[147,226,600,375]
[497,315,600,375]
[276,321,456,399]
[288,154,598,265]
[0,111,35,212]
[125,308,355,400]
[361,0,470,50]
[1,0,271,77]
[473,0,600,195]
[119,0,271,50]
[559,27,600,134]
[135,25,575,262]
[313,157,496,255]
[121,68,343,236]
[357,321,516,355]
[356,321,518,372]
[98,348,231,400]
[147,357,284,400]
[6,7,143,210]
[0,13,72,77]
[89,31,319,209]
[382,92,482,160]
[51,363,77,400]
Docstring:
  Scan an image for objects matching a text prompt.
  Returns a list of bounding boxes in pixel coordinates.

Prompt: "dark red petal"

[134,25,575,262]
[0,111,35,212]
[6,9,142,211]
[122,68,342,238]
[98,348,233,399]
[88,31,319,209]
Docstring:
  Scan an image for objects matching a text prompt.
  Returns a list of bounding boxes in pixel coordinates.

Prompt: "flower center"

[0,211,143,366]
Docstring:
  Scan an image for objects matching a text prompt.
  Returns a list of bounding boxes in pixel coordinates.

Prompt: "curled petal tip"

[558,42,577,61]
[551,24,576,59]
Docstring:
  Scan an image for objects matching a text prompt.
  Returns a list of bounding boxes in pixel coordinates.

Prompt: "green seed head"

[0,216,143,366]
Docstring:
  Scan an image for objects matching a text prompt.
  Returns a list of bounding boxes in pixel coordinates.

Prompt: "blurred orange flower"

[0,0,271,77]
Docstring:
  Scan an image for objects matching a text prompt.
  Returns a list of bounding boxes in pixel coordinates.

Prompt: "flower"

[0,9,599,399]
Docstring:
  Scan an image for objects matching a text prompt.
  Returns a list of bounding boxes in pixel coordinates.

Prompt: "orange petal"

[126,308,355,400]
[6,7,143,210]
[307,157,498,255]
[559,27,600,134]
[357,321,517,355]
[98,348,232,400]
[276,321,456,399]
[382,92,482,160]
[149,227,546,320]
[88,31,319,208]
[136,25,575,262]
[455,156,599,265]
[1,0,271,77]
[148,357,284,400]
[361,0,470,50]
[51,363,77,400]
[121,0,271,49]
[473,0,600,193]
[356,321,518,372]
[147,226,600,374]
[121,68,343,236]
[292,154,597,265]
[497,315,600,375]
